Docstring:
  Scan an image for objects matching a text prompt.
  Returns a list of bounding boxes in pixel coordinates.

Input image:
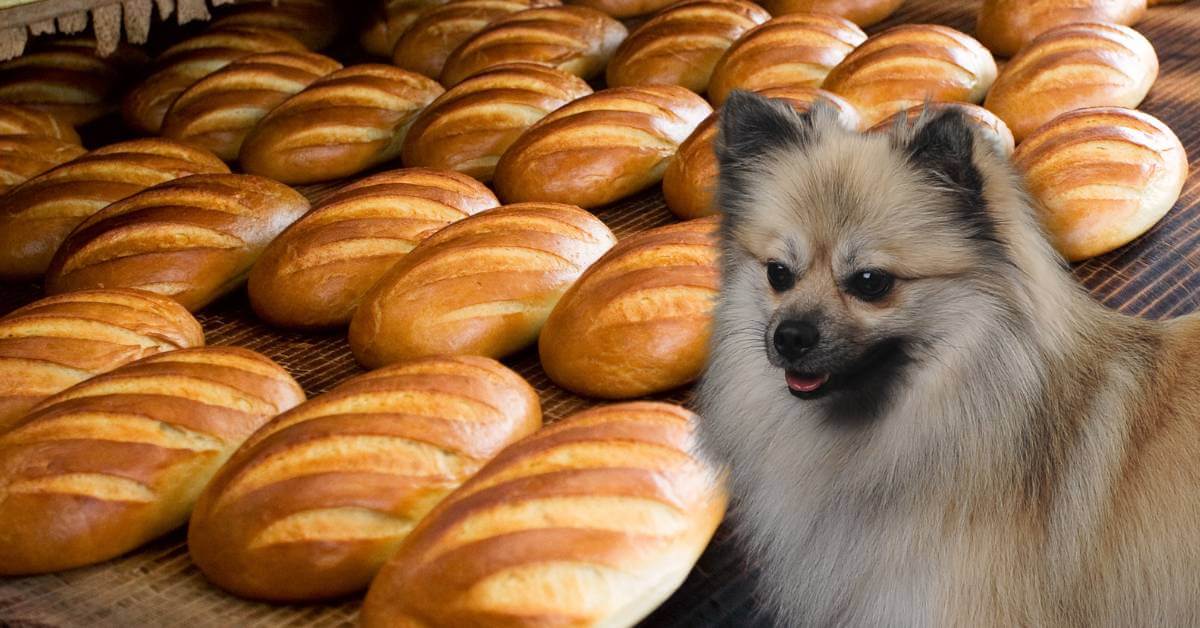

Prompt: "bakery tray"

[3,0,1200,625]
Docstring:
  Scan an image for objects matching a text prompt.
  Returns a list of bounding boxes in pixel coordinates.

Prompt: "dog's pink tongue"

[786,372,830,393]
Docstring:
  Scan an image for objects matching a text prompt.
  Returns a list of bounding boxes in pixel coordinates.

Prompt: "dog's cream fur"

[696,93,1200,626]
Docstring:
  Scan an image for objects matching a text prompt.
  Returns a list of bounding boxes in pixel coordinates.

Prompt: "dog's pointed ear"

[715,90,814,170]
[905,109,983,198]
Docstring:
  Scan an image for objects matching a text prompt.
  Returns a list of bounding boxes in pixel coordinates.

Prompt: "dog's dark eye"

[766,261,794,292]
[848,270,893,301]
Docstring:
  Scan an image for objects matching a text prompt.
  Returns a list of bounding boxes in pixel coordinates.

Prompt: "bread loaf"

[360,401,728,628]
[707,13,867,106]
[976,0,1147,57]
[869,102,1014,156]
[494,85,711,208]
[0,38,147,126]
[189,355,541,601]
[0,289,204,434]
[541,218,719,398]
[664,86,860,219]
[761,0,904,26]
[983,22,1157,143]
[1013,107,1187,262]
[392,0,560,80]
[439,6,627,86]
[360,0,449,57]
[239,64,444,184]
[45,174,309,311]
[606,0,770,93]
[212,0,343,50]
[401,63,593,181]
[249,168,499,329]
[564,0,679,18]
[348,202,616,367]
[0,139,229,281]
[0,104,80,142]
[823,24,997,126]
[0,135,86,194]
[0,347,303,576]
[122,27,307,135]
[161,51,343,161]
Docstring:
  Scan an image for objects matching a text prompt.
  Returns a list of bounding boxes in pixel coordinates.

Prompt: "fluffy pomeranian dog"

[696,91,1200,627]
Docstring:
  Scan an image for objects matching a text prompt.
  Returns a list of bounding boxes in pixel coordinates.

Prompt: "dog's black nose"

[774,320,819,359]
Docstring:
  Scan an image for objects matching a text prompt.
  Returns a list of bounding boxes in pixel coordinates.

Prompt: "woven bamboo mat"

[2,0,1200,625]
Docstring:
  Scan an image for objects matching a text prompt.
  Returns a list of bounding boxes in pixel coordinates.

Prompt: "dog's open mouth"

[785,371,831,398]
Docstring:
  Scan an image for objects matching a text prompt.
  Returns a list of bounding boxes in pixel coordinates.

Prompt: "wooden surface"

[2,0,1200,625]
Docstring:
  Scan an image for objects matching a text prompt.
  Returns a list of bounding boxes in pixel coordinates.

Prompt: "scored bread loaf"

[439,6,628,86]
[761,0,904,26]
[348,202,616,368]
[0,38,147,126]
[46,174,310,311]
[664,86,860,219]
[606,0,771,93]
[493,85,711,208]
[239,64,444,184]
[122,27,308,135]
[249,168,499,329]
[0,135,86,194]
[564,0,678,18]
[983,22,1157,143]
[541,218,720,399]
[1013,107,1187,262]
[0,104,80,142]
[392,0,561,80]
[706,13,867,106]
[361,0,448,57]
[161,51,343,161]
[976,0,1147,57]
[822,24,997,126]
[0,347,304,576]
[360,401,728,628]
[0,139,229,281]
[211,0,344,50]
[869,102,1014,156]
[0,289,204,434]
[189,355,542,602]
[401,63,593,181]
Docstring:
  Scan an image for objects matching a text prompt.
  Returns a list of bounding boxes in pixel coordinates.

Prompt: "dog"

[695,90,1200,627]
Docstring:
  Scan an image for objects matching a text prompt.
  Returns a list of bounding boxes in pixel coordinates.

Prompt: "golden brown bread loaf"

[976,0,1147,57]
[239,64,444,184]
[0,347,304,576]
[762,0,905,26]
[360,401,728,628]
[540,218,719,398]
[0,135,87,194]
[45,174,310,311]
[822,24,997,126]
[0,139,229,281]
[248,168,499,329]
[869,102,1014,156]
[706,13,867,106]
[189,355,541,602]
[161,51,343,161]
[1013,107,1187,262]
[348,202,616,367]
[0,104,80,142]
[606,0,771,93]
[392,0,561,80]
[360,0,449,57]
[983,22,1158,143]
[401,63,593,181]
[0,289,204,434]
[0,38,147,126]
[122,27,308,135]
[439,6,628,86]
[664,86,860,219]
[493,85,711,208]
[211,0,344,50]
[564,0,680,18]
